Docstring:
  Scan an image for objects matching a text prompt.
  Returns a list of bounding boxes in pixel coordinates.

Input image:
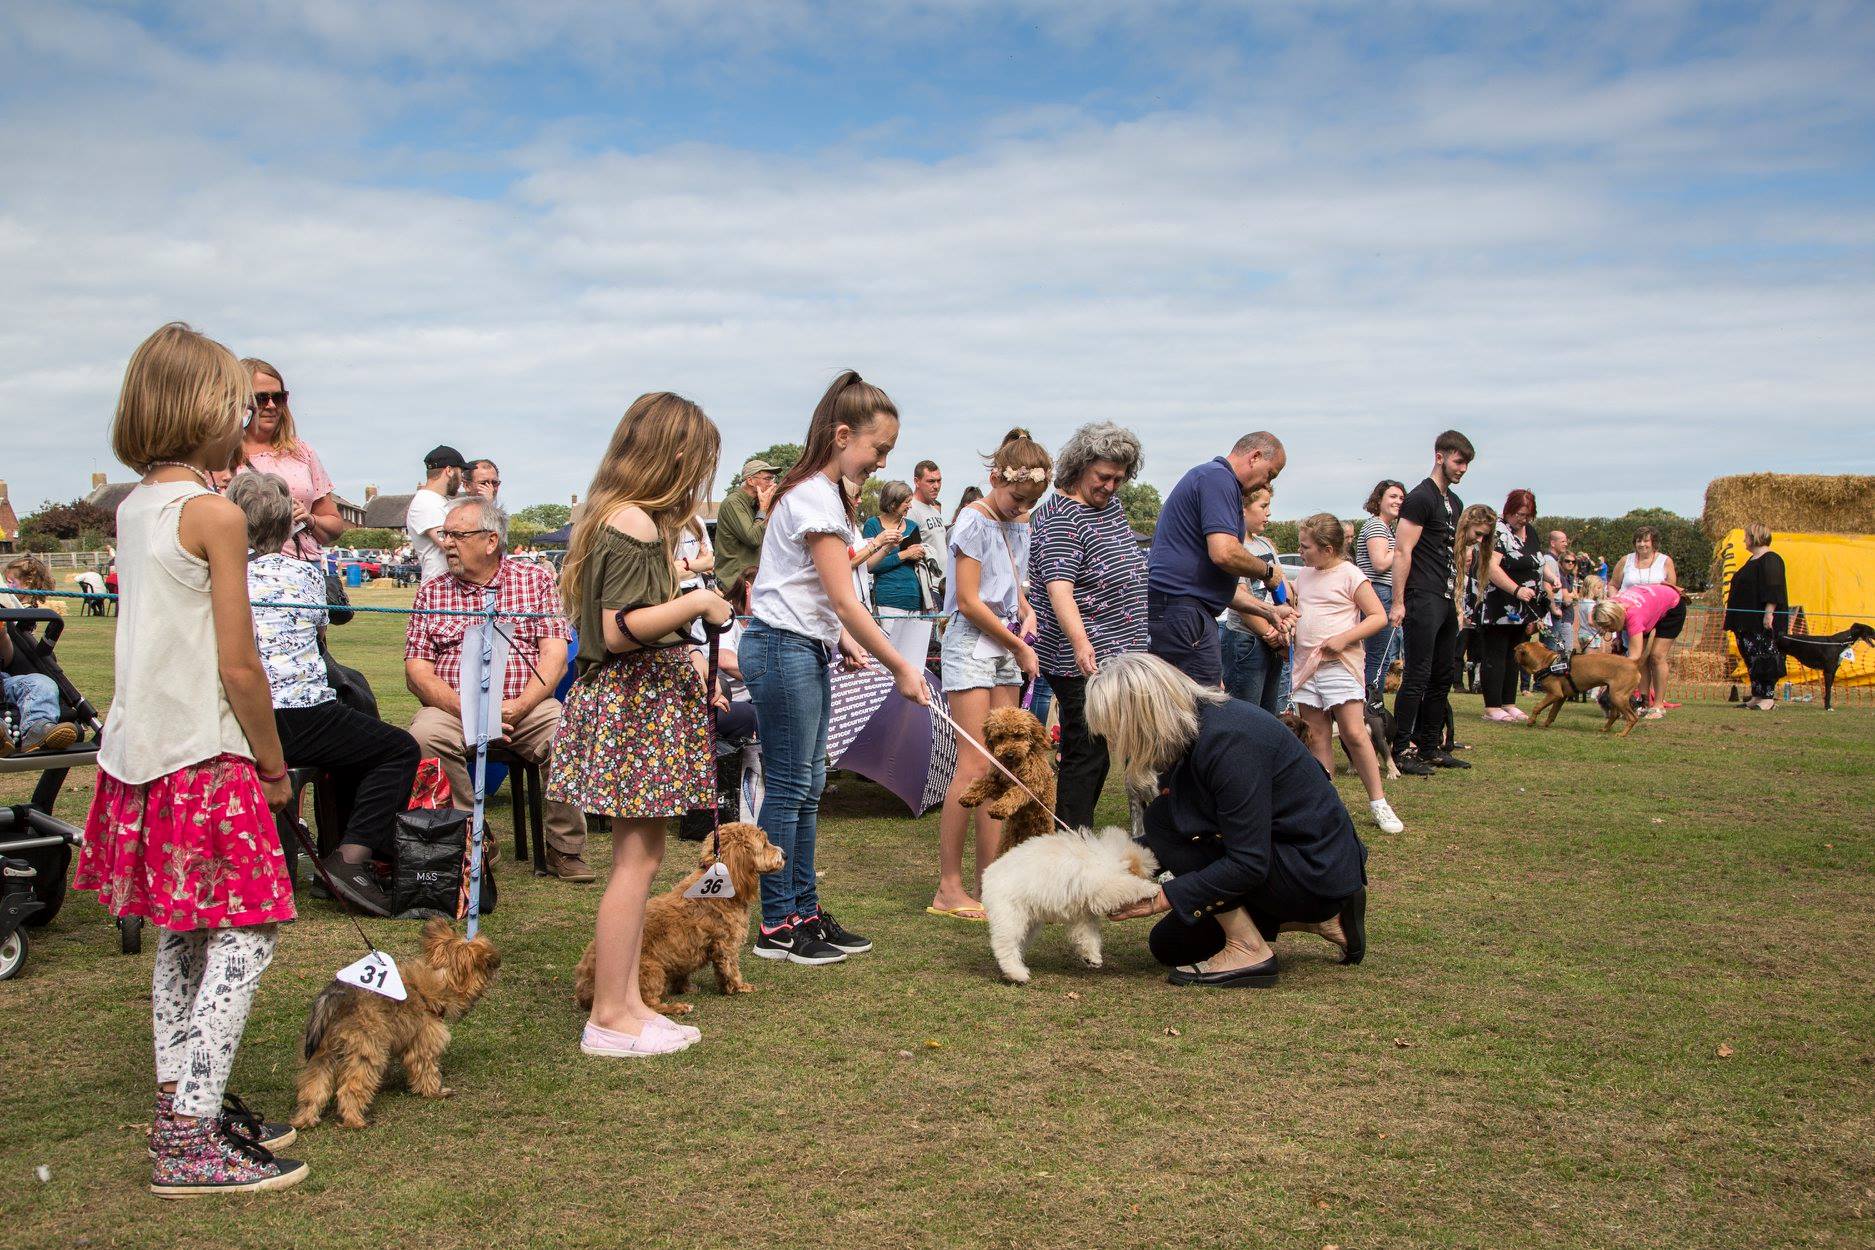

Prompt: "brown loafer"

[546,851,596,883]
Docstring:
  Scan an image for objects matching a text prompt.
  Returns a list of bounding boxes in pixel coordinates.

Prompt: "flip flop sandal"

[925,904,988,922]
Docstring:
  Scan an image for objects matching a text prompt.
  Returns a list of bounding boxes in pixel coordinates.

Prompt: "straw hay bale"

[1700,474,1875,540]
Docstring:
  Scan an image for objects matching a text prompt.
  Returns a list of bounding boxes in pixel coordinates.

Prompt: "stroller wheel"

[0,928,26,980]
[119,915,143,955]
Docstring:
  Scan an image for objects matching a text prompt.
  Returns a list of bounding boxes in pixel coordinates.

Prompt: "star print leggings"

[152,925,278,1118]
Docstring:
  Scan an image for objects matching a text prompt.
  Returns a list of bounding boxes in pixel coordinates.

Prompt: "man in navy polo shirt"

[1147,432,1293,686]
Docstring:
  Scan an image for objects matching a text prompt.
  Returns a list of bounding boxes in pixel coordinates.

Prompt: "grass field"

[3,584,1873,1249]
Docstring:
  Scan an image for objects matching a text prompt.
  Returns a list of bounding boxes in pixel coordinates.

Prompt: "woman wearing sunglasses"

[237,358,344,563]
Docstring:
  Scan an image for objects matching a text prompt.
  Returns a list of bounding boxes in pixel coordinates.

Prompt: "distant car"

[1276,552,1303,571]
[324,548,384,580]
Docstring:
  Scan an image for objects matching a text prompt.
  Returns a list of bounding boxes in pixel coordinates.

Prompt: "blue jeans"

[1221,626,1283,715]
[1363,584,1403,699]
[2,672,60,732]
[740,619,831,928]
[1027,671,1054,726]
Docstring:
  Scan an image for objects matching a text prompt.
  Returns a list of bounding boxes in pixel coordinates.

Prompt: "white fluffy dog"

[980,826,1162,984]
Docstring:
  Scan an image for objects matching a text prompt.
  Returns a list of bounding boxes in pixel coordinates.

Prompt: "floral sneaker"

[149,1118,309,1198]
[149,1091,296,1158]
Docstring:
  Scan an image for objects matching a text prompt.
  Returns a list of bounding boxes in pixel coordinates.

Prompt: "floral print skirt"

[75,754,296,932]
[546,647,713,820]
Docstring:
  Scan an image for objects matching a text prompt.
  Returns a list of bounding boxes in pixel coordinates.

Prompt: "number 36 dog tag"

[337,951,407,1001]
[683,860,735,900]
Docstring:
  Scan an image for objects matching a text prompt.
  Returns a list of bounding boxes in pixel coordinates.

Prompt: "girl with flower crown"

[928,429,1053,921]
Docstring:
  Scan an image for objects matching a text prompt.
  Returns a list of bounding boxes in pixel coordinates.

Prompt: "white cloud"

[1,2,1871,525]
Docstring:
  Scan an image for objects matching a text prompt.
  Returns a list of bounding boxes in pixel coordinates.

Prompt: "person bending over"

[1090,653,1368,988]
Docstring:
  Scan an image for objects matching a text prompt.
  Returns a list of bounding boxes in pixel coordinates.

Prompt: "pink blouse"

[1291,560,1371,685]
[243,442,334,563]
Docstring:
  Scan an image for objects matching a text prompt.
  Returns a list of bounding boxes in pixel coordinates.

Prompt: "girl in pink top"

[1288,513,1401,834]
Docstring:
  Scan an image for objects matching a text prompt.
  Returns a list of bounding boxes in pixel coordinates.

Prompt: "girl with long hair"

[930,429,1052,921]
[548,392,732,1058]
[1452,504,1498,696]
[744,371,928,966]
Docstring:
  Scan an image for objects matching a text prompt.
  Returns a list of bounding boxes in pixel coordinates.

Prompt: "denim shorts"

[941,615,1023,692]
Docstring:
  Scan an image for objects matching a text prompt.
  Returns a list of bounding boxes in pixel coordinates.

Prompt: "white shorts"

[1290,662,1366,710]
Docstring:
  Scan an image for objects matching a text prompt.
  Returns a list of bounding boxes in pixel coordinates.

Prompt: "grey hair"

[1083,653,1228,799]
[447,494,508,544]
[227,471,295,556]
[878,480,913,516]
[1052,421,1144,492]
[1231,430,1284,458]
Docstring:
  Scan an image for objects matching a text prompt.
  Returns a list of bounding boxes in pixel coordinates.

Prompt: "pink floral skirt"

[75,754,296,932]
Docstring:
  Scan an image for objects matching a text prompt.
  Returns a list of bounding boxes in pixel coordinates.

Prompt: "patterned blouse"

[1027,493,1148,678]
[248,552,333,708]
[1483,520,1544,626]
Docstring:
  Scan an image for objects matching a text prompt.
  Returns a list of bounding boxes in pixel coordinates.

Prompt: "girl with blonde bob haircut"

[1086,653,1370,989]
[547,391,735,1059]
[82,323,309,1194]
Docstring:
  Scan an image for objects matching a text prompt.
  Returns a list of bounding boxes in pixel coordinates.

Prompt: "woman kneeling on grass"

[1091,653,1368,988]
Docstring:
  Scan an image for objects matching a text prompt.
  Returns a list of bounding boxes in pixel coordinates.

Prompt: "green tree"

[1119,482,1162,535]
[508,517,547,547]
[20,498,116,541]
[513,503,571,530]
[1533,509,1712,591]
[339,527,403,550]
[857,475,885,521]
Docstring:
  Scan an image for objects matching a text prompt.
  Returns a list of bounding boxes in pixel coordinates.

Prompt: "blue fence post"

[464,590,495,938]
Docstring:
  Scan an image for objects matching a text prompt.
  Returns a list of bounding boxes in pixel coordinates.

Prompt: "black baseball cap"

[424,445,467,470]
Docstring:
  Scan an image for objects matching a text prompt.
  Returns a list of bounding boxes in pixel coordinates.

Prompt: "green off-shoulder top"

[573,527,686,674]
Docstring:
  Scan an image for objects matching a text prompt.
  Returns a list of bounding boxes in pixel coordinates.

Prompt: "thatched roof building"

[1700,473,1875,540]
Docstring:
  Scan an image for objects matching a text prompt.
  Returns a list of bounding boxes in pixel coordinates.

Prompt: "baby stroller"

[0,606,110,976]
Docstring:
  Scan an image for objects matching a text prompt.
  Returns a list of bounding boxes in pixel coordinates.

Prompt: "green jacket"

[714,487,766,594]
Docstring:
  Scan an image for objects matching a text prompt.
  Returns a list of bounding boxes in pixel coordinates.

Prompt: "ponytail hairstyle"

[774,370,899,524]
[985,427,1052,490]
[560,392,720,620]
[1297,511,1346,559]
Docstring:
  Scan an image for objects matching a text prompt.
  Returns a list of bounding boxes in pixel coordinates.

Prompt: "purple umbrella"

[827,666,955,814]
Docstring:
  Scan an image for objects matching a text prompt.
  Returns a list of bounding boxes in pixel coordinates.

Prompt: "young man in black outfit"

[1388,430,1474,776]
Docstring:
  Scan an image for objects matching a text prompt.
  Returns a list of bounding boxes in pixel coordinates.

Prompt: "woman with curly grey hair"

[1026,421,1150,829]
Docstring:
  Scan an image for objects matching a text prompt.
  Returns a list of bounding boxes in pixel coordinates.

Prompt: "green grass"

[4,584,1873,1249]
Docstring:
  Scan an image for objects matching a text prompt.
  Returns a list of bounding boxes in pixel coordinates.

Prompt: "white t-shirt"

[907,498,948,575]
[751,473,856,646]
[677,522,712,592]
[943,505,1029,621]
[406,489,452,584]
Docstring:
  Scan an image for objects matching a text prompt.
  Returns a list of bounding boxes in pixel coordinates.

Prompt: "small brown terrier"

[1514,639,1646,737]
[958,707,1058,850]
[574,822,784,1015]
[292,918,500,1130]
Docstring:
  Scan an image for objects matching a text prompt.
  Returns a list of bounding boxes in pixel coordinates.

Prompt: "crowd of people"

[59,320,1715,1196]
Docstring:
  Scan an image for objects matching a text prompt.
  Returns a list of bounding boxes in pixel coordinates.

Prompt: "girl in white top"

[72,323,307,1197]
[745,371,927,965]
[931,429,1052,921]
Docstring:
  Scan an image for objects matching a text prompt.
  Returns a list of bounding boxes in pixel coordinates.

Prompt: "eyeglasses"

[440,528,493,541]
[255,391,289,408]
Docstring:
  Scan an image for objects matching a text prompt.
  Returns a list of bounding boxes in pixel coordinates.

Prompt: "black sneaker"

[1425,750,1472,770]
[317,853,392,916]
[1393,750,1435,777]
[786,917,849,966]
[814,909,872,954]
[753,920,796,961]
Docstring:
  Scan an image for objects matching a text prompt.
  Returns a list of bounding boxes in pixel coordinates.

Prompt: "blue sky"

[3,1,1872,522]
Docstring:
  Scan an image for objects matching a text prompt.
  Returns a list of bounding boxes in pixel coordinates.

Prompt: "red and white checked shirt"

[403,557,570,702]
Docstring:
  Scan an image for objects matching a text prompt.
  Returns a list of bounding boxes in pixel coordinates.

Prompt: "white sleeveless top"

[99,481,252,783]
[1622,552,1669,586]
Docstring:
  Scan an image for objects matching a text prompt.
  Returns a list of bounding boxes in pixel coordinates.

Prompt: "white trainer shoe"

[1369,798,1404,834]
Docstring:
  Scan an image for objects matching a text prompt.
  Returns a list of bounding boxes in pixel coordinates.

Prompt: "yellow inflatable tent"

[1716,530,1875,687]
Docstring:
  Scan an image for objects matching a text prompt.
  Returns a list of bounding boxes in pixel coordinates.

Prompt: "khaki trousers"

[409,699,586,857]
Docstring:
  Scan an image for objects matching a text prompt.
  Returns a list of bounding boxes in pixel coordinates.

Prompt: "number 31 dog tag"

[337,951,407,1001]
[683,860,735,900]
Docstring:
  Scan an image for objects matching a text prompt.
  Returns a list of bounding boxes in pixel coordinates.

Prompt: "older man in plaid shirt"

[404,495,592,881]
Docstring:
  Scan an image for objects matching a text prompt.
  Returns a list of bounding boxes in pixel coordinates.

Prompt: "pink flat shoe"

[581,1021,692,1058]
[1505,708,1531,723]
[649,1016,702,1044]
[1482,708,1512,722]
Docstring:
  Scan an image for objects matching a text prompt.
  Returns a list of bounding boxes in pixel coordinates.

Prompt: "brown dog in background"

[1514,639,1645,736]
[292,918,500,1130]
[574,822,783,1015]
[958,707,1058,849]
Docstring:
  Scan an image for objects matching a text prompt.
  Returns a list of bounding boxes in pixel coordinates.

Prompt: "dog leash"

[702,618,725,855]
[280,815,380,957]
[927,699,1078,837]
